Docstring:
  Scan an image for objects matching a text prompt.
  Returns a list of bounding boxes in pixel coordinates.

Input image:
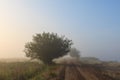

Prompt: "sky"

[0,0,120,61]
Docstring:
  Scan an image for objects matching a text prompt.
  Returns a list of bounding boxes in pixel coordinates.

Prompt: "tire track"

[55,62,118,80]
[76,65,99,80]
[65,64,86,80]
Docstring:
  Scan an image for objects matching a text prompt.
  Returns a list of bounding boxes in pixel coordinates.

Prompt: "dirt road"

[56,62,119,80]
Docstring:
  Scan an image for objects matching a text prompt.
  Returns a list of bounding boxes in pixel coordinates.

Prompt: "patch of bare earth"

[65,64,85,80]
[47,63,120,80]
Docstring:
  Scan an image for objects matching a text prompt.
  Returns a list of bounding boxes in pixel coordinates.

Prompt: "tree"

[69,48,80,60]
[24,32,73,64]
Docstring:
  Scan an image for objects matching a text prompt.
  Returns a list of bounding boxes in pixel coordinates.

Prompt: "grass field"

[0,62,56,80]
[0,62,60,80]
[0,61,120,80]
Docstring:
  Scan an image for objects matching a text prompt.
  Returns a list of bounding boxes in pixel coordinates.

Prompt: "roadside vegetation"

[0,32,73,80]
[0,32,119,80]
[0,62,59,80]
[0,62,41,80]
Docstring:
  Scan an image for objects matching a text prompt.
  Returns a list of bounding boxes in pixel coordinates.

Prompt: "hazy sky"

[0,0,120,61]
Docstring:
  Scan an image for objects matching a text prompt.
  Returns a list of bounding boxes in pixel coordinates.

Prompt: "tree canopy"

[24,32,73,64]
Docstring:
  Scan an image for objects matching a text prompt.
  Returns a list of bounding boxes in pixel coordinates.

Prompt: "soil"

[50,61,120,80]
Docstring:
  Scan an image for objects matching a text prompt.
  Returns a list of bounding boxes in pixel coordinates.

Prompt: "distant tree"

[69,48,80,60]
[24,32,73,64]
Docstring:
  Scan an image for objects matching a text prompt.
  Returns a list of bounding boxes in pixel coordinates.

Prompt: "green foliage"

[29,64,59,80]
[49,72,57,78]
[0,62,59,80]
[29,75,45,80]
[24,32,73,64]
[0,62,43,80]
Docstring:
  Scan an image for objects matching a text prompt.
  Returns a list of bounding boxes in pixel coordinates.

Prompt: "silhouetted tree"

[24,32,73,64]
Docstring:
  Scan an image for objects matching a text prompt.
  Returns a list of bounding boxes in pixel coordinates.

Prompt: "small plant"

[29,75,45,80]
[49,72,57,78]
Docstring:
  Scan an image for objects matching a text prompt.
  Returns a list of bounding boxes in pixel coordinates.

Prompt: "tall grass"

[0,62,43,80]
